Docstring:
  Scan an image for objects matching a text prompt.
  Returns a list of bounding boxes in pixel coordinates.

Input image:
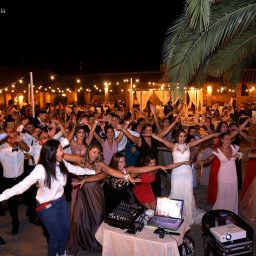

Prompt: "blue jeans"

[37,197,70,256]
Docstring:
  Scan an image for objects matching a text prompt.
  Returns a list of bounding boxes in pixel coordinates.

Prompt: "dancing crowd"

[0,101,255,255]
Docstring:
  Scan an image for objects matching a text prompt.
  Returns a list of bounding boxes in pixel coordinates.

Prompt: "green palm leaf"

[222,53,256,87]
[162,13,188,64]
[208,28,256,77]
[164,0,256,89]
[185,0,211,31]
[191,57,211,85]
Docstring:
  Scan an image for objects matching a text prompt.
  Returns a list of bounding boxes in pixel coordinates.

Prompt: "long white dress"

[170,143,204,225]
[212,145,239,214]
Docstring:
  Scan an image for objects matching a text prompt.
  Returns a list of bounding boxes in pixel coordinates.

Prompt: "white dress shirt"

[114,129,140,152]
[27,138,71,166]
[28,144,42,165]
[0,133,8,141]
[0,160,96,203]
[21,132,37,147]
[0,146,24,178]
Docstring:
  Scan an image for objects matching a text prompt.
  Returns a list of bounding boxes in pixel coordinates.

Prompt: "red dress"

[133,172,156,204]
[240,145,256,199]
[207,138,220,204]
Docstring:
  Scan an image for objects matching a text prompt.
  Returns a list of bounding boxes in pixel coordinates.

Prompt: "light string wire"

[0,73,30,93]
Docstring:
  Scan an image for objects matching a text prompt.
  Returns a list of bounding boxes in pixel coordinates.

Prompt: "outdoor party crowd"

[0,100,256,256]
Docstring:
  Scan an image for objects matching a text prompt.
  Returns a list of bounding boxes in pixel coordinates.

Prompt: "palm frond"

[208,27,256,77]
[192,57,210,85]
[223,53,256,88]
[185,0,211,31]
[162,13,188,64]
[164,0,256,88]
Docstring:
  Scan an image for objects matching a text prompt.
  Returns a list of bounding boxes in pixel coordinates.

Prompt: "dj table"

[95,221,190,256]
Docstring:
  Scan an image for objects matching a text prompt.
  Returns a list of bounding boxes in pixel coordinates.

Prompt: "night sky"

[0,2,184,74]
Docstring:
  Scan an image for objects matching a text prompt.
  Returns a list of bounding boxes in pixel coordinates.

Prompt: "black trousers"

[2,175,23,227]
[23,164,37,220]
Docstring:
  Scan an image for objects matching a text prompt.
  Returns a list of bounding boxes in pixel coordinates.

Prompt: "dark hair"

[104,125,114,134]
[131,122,140,131]
[206,116,212,122]
[112,114,121,121]
[109,152,125,170]
[143,155,156,166]
[38,139,68,189]
[38,110,47,115]
[137,118,145,125]
[74,126,88,146]
[25,121,34,127]
[119,111,132,124]
[188,126,197,135]
[175,129,187,141]
[162,117,171,124]
[214,109,220,115]
[216,121,229,133]
[141,124,153,133]
[187,135,196,143]
[105,109,111,115]
[220,132,231,145]
[229,122,237,128]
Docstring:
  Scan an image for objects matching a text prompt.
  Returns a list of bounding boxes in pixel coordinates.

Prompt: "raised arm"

[127,161,190,174]
[66,126,76,142]
[14,134,30,152]
[157,104,183,138]
[72,172,108,188]
[93,131,104,147]
[151,133,175,151]
[239,117,251,131]
[230,118,251,139]
[188,133,219,148]
[134,108,150,123]
[86,121,98,145]
[63,160,97,176]
[157,117,179,138]
[63,153,84,165]
[165,161,191,170]
[165,109,174,119]
[114,124,126,144]
[52,119,68,138]
[149,104,161,132]
[120,126,140,145]
[127,164,165,174]
[98,162,141,184]
[0,165,43,202]
[194,154,216,166]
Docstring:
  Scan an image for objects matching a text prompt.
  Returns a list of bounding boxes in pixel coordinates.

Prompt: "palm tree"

[163,0,256,93]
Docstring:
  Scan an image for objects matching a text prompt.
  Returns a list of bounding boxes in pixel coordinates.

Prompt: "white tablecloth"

[95,221,190,256]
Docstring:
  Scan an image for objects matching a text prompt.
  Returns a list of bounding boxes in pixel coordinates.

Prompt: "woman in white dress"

[152,130,219,225]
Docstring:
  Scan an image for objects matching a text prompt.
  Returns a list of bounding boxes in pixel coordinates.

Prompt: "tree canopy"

[163,0,256,93]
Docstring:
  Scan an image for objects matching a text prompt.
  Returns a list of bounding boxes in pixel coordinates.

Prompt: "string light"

[0,74,29,93]
[0,72,168,99]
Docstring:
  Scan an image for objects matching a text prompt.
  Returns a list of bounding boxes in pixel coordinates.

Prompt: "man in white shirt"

[112,114,140,152]
[0,131,25,234]
[16,120,39,223]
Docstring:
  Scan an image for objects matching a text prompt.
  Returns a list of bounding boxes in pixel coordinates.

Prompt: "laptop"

[147,197,184,231]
